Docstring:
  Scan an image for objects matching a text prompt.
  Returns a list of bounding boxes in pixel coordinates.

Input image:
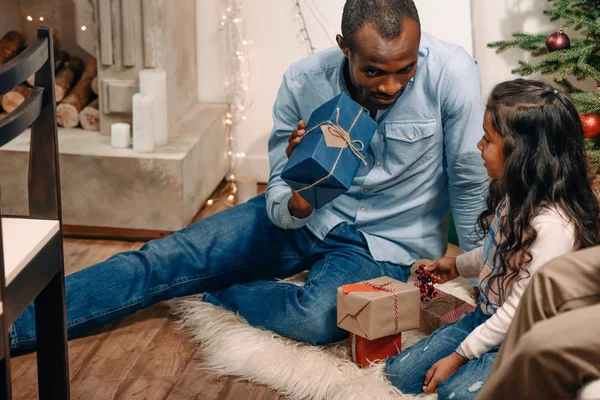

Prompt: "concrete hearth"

[0,103,228,233]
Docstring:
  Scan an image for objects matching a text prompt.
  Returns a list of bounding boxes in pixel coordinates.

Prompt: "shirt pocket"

[383,119,439,175]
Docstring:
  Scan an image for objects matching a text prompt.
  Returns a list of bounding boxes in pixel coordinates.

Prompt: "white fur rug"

[170,272,476,400]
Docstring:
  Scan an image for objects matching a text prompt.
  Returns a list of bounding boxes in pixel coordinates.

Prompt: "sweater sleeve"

[455,246,483,278]
[458,215,575,359]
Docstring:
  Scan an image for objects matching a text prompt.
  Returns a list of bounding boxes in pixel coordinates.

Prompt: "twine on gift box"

[296,107,367,193]
[362,280,399,334]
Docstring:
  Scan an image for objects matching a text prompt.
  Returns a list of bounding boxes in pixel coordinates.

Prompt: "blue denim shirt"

[266,33,489,265]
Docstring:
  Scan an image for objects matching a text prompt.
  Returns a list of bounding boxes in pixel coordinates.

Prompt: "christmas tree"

[488,0,600,173]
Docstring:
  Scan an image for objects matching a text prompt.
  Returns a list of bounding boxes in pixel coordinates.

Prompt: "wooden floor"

[10,182,287,400]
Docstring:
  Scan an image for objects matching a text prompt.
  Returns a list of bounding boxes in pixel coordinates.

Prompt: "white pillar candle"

[132,91,155,153]
[236,176,258,204]
[139,68,168,146]
[110,123,131,148]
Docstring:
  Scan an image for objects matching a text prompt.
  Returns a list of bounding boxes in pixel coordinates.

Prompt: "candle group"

[132,91,155,153]
[139,69,168,146]
[110,123,131,148]
[109,68,168,153]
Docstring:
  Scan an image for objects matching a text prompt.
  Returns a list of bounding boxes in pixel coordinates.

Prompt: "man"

[477,246,600,400]
[10,0,488,352]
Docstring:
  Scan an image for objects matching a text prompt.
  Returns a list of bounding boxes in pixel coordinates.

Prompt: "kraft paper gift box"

[410,260,477,334]
[281,92,377,209]
[349,332,402,368]
[419,288,477,335]
[337,276,420,340]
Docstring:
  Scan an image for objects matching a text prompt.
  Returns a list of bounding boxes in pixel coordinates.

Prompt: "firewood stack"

[0,30,100,131]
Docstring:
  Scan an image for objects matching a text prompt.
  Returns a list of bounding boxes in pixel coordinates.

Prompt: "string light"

[39,16,44,21]
[219,0,253,193]
[27,15,33,21]
[80,25,87,31]
[192,0,255,210]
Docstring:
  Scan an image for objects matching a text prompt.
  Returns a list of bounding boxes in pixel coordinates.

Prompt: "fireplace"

[0,0,229,235]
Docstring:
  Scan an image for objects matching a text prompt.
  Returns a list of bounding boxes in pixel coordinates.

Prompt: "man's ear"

[336,34,350,58]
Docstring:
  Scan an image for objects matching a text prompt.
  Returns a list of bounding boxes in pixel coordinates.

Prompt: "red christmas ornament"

[546,30,571,52]
[581,113,600,139]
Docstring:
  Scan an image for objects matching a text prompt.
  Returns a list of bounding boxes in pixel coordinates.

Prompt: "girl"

[385,79,600,400]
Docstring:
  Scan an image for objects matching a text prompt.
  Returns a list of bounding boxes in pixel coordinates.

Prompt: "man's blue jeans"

[10,195,411,352]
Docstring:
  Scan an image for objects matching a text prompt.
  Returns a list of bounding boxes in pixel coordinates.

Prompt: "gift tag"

[342,283,381,294]
[322,125,349,148]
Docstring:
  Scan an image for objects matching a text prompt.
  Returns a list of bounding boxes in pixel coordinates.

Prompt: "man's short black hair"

[341,0,420,47]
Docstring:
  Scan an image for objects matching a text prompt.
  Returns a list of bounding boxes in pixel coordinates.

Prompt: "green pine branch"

[544,0,600,36]
[587,148,600,174]
[488,33,548,55]
[487,0,600,159]
[575,92,600,114]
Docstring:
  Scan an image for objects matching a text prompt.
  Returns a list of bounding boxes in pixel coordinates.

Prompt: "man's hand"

[285,120,313,218]
[286,120,306,159]
[423,352,469,394]
[288,190,312,218]
[425,257,460,284]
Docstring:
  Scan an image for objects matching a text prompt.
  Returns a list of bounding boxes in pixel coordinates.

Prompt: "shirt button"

[282,216,293,224]
[407,133,416,140]
[360,207,367,212]
[376,161,382,167]
[363,188,370,193]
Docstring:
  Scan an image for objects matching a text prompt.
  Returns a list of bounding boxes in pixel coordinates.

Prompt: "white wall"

[472,0,555,101]
[197,0,473,182]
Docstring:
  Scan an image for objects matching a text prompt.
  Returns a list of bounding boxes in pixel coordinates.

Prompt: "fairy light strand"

[220,0,252,177]
[207,0,253,206]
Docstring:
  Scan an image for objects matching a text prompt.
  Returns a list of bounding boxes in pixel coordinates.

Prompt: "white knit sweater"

[455,206,576,359]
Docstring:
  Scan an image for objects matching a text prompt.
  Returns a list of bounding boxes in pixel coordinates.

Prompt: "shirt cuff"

[455,251,480,278]
[455,344,471,359]
[275,190,313,229]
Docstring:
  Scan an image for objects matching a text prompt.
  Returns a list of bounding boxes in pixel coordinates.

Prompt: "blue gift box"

[281,93,377,208]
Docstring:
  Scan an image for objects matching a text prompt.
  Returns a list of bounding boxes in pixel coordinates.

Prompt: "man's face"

[337,19,420,111]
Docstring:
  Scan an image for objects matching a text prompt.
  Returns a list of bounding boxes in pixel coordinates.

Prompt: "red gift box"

[349,332,402,368]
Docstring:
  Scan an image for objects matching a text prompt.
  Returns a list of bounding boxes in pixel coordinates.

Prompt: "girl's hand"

[423,352,469,394]
[424,257,459,284]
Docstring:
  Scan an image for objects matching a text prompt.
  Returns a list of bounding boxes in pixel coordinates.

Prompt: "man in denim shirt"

[10,0,488,351]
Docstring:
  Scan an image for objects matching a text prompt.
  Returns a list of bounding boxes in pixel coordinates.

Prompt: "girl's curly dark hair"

[477,79,600,299]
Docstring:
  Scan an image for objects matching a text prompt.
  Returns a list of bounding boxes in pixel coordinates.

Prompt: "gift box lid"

[281,92,377,208]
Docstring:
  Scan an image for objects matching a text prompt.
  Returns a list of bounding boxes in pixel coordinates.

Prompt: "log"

[1,84,32,113]
[54,56,85,102]
[78,98,100,131]
[27,50,70,86]
[91,76,98,95]
[57,57,97,128]
[0,31,25,65]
